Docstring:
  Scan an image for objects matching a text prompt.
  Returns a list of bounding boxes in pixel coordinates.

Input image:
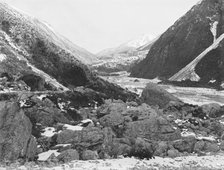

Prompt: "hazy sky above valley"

[4,0,200,53]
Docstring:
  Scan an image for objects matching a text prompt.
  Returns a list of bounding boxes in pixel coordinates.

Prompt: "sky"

[4,0,200,53]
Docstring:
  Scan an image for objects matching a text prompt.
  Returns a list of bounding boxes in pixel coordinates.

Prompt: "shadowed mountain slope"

[131,0,224,88]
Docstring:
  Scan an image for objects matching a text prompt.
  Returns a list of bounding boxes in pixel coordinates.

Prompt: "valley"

[102,71,224,106]
[0,0,224,169]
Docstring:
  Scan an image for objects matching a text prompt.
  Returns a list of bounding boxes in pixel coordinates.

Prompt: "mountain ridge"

[0,2,99,65]
[130,0,224,88]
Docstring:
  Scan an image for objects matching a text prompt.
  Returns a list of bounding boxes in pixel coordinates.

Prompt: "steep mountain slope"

[131,0,224,88]
[93,34,156,73]
[4,3,99,66]
[0,2,92,87]
[0,2,137,101]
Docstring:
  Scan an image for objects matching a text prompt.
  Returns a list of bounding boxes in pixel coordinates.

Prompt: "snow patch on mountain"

[97,33,155,57]
[124,34,156,48]
[210,21,218,42]
[94,34,156,73]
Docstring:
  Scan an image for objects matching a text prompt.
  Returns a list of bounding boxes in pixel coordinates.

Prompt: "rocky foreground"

[1,76,224,168]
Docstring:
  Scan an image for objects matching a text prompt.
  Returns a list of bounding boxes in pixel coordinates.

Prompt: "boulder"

[141,82,181,108]
[154,141,168,157]
[128,137,154,159]
[204,141,220,152]
[57,130,81,144]
[172,136,196,153]
[96,100,127,118]
[57,149,79,162]
[102,127,116,146]
[194,141,205,153]
[106,138,132,158]
[18,74,46,91]
[80,127,104,148]
[99,112,125,137]
[123,103,158,121]
[201,103,222,118]
[82,150,99,160]
[167,149,180,158]
[57,127,104,149]
[25,136,38,160]
[164,101,206,120]
[101,127,117,157]
[124,116,181,141]
[219,141,224,151]
[99,112,125,128]
[23,95,71,127]
[208,121,224,137]
[0,101,36,161]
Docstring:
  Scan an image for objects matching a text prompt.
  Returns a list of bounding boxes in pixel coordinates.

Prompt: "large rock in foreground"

[141,82,181,108]
[0,101,36,161]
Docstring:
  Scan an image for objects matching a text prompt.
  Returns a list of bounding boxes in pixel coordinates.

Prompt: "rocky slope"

[0,83,223,164]
[131,0,224,89]
[93,34,156,73]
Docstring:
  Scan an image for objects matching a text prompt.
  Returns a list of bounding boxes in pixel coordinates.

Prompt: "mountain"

[93,34,156,73]
[0,2,137,101]
[130,0,224,88]
[6,3,99,66]
[97,34,155,57]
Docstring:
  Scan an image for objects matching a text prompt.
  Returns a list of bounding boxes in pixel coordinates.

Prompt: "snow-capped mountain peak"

[124,34,156,48]
[97,33,155,57]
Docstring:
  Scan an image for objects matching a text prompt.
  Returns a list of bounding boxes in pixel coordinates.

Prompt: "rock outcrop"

[141,82,181,108]
[0,101,36,161]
